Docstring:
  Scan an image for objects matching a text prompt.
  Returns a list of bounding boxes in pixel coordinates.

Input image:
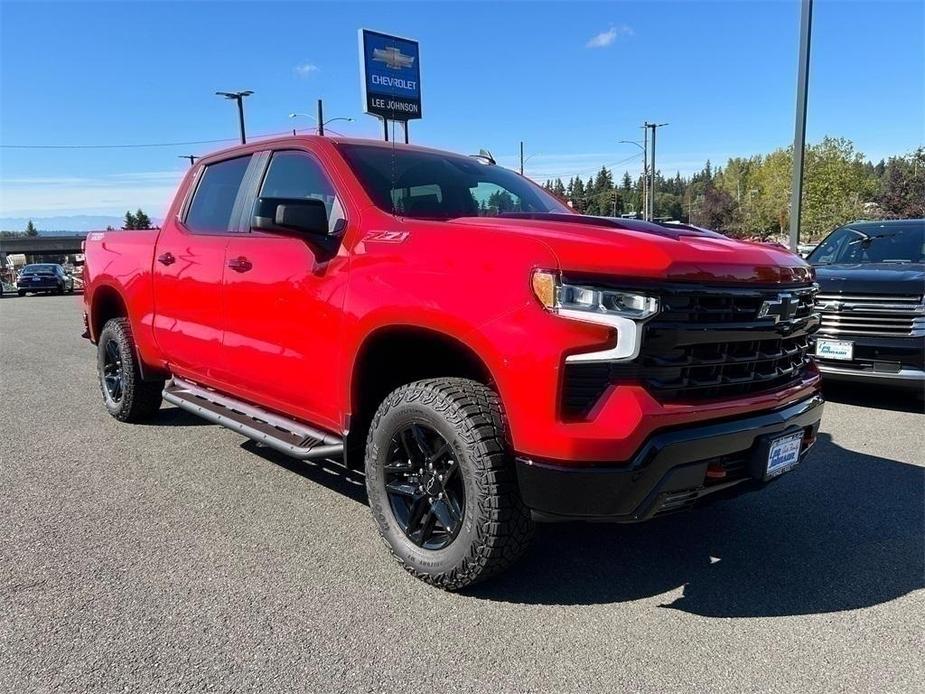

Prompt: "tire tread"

[366,377,533,590]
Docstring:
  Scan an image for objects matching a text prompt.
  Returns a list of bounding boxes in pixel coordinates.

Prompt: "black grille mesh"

[561,284,818,417]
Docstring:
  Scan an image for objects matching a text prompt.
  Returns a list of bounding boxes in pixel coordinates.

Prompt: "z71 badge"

[363,231,410,243]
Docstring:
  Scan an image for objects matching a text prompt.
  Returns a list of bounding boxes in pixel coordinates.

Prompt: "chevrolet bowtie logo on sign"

[758,293,798,324]
[372,47,415,70]
[359,29,423,121]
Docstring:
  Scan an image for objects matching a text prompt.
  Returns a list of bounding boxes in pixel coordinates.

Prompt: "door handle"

[227,256,253,273]
[157,252,175,266]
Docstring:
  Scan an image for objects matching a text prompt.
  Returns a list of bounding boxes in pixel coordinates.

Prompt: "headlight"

[531,270,659,362]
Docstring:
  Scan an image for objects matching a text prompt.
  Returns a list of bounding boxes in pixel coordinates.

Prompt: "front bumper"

[811,333,925,388]
[817,362,925,386]
[515,393,824,521]
[17,281,58,291]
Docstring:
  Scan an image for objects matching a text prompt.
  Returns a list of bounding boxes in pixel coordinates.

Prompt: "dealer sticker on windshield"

[816,338,853,361]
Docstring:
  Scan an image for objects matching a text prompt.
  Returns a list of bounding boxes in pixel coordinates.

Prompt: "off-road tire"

[97,317,163,422]
[365,377,534,590]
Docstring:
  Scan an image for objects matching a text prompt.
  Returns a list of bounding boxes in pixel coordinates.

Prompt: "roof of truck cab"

[195,134,499,165]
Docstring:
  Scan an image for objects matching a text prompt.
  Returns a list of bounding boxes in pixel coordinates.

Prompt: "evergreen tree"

[123,211,137,230]
[134,209,152,229]
[24,220,38,236]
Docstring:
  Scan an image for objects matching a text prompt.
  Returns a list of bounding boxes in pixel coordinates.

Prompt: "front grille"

[660,287,815,324]
[561,284,820,415]
[815,293,925,338]
[615,332,811,402]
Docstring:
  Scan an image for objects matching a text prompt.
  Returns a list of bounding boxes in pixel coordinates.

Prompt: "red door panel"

[221,234,349,432]
[152,223,229,382]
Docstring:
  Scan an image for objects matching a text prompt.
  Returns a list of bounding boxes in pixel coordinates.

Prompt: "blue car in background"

[16,264,75,296]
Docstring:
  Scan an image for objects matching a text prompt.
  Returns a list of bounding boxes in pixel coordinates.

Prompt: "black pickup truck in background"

[807,219,925,390]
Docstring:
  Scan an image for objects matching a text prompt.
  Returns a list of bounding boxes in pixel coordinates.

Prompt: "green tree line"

[544,138,924,242]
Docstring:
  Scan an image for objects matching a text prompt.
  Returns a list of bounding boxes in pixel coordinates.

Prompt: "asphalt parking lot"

[1,294,923,693]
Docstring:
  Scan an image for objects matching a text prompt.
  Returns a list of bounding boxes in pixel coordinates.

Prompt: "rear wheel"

[97,318,163,422]
[365,378,534,590]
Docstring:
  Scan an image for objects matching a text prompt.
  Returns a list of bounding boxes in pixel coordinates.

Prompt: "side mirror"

[253,197,329,237]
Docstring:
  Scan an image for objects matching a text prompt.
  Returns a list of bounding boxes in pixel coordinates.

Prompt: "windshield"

[808,222,925,265]
[22,264,57,274]
[338,144,570,220]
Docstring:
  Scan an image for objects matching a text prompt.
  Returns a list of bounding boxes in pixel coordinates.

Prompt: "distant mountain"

[0,215,162,233]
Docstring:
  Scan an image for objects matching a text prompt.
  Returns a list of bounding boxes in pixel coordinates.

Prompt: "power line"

[1,137,237,150]
[0,127,332,150]
[530,152,642,181]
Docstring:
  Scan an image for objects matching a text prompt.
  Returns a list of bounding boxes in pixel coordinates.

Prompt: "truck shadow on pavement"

[239,439,370,505]
[470,432,925,616]
[821,381,924,414]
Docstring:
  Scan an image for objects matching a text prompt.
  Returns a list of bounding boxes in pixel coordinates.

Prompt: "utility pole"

[789,0,813,252]
[216,90,253,144]
[642,128,649,220]
[520,141,524,175]
[317,99,324,136]
[645,122,668,221]
[178,154,198,167]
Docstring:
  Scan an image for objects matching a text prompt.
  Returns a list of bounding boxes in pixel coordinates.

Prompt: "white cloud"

[586,25,633,49]
[294,62,320,77]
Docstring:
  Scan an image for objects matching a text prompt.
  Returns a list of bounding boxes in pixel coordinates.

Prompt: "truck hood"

[446,214,812,285]
[814,263,925,296]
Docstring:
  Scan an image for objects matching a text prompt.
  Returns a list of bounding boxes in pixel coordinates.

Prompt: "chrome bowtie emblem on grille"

[758,293,797,323]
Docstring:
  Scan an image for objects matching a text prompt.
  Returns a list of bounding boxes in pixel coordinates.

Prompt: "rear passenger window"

[185,155,252,232]
[259,151,345,233]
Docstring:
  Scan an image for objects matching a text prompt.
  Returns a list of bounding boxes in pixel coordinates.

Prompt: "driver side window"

[260,151,345,233]
[812,228,854,264]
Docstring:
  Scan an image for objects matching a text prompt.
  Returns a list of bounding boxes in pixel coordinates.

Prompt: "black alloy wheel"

[96,318,163,422]
[102,338,124,403]
[365,378,535,590]
[384,422,465,550]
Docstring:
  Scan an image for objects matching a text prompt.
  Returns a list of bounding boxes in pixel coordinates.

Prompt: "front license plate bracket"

[749,430,804,481]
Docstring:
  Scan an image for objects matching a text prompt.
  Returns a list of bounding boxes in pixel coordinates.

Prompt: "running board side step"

[163,377,344,461]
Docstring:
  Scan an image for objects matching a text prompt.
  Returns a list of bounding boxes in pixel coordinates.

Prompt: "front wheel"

[97,318,163,422]
[365,378,534,590]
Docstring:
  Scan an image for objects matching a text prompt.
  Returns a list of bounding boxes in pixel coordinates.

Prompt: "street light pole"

[520,141,524,175]
[619,138,648,219]
[789,0,814,252]
[288,111,354,137]
[216,90,253,144]
[178,154,198,167]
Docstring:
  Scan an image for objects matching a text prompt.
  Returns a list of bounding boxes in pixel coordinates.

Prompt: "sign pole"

[789,0,813,253]
[383,118,389,142]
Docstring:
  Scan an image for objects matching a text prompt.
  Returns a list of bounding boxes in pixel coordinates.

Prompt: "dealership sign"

[358,29,422,120]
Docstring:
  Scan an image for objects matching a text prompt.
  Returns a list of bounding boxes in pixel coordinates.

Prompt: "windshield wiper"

[847,232,897,246]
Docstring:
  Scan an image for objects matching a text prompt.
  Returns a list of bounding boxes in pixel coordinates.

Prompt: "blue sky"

[1,0,923,222]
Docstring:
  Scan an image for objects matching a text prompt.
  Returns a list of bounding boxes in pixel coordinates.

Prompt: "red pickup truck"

[83,136,824,589]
